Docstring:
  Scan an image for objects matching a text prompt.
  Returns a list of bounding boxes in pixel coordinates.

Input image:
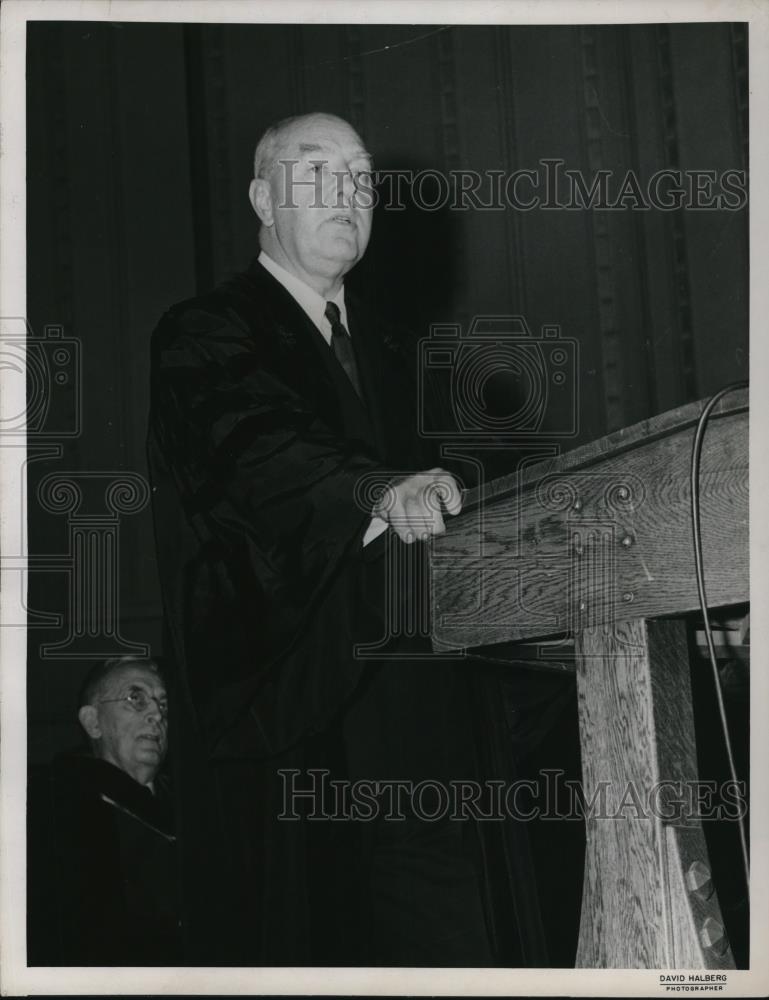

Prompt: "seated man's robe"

[27,752,180,965]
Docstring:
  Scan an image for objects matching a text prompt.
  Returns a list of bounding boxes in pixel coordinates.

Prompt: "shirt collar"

[258,250,348,346]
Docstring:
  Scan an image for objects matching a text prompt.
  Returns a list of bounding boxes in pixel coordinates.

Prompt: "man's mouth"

[138,733,162,747]
[329,214,356,227]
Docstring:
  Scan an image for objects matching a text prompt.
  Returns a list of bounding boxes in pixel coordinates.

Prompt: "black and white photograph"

[1,0,767,995]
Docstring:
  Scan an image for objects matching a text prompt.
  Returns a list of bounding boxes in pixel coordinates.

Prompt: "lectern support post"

[575,617,733,968]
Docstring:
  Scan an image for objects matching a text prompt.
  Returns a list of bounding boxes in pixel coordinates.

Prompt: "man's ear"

[249,177,274,227]
[78,705,101,740]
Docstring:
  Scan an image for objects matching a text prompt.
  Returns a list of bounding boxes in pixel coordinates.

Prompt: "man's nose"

[144,699,164,723]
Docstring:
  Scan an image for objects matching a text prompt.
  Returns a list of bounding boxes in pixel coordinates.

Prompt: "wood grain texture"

[575,619,667,968]
[458,390,746,510]
[575,618,734,969]
[431,395,747,650]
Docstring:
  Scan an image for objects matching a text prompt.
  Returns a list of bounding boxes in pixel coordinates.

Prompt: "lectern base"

[574,618,736,969]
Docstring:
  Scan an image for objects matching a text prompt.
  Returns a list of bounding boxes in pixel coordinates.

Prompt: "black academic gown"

[147,259,547,966]
[148,260,426,759]
[27,753,180,966]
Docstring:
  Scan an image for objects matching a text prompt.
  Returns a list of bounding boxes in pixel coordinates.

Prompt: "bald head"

[253,112,365,182]
[249,112,374,297]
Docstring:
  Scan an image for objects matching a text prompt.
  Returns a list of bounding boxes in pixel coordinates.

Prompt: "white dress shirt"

[258,251,388,547]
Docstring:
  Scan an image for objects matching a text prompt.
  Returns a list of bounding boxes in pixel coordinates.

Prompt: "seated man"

[27,656,181,966]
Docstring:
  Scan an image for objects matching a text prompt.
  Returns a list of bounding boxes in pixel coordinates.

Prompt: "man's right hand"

[373,468,463,544]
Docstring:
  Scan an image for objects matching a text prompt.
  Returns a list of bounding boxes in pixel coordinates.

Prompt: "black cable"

[690,381,749,895]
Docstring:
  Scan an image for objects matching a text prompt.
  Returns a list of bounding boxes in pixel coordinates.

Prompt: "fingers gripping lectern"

[430,392,748,969]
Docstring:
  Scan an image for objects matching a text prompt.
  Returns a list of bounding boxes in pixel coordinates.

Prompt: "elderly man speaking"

[148,113,544,967]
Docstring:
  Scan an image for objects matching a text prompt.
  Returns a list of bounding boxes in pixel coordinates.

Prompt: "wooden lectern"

[431,391,748,969]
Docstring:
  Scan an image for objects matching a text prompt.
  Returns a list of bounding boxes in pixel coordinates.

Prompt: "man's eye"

[354,171,374,189]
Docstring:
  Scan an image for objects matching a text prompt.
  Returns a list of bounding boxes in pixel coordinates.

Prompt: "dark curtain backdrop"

[26,21,748,761]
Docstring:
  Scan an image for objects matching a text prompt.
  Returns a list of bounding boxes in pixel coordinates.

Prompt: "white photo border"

[1,0,767,995]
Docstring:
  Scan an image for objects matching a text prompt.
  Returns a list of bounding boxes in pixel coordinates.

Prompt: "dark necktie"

[324,301,363,399]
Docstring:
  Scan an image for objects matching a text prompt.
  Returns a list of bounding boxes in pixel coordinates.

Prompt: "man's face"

[253,115,374,292]
[88,666,168,784]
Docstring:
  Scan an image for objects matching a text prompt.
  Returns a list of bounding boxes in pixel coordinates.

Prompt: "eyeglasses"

[99,686,168,719]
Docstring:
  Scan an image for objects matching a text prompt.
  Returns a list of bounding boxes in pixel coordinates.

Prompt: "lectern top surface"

[463,388,748,512]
